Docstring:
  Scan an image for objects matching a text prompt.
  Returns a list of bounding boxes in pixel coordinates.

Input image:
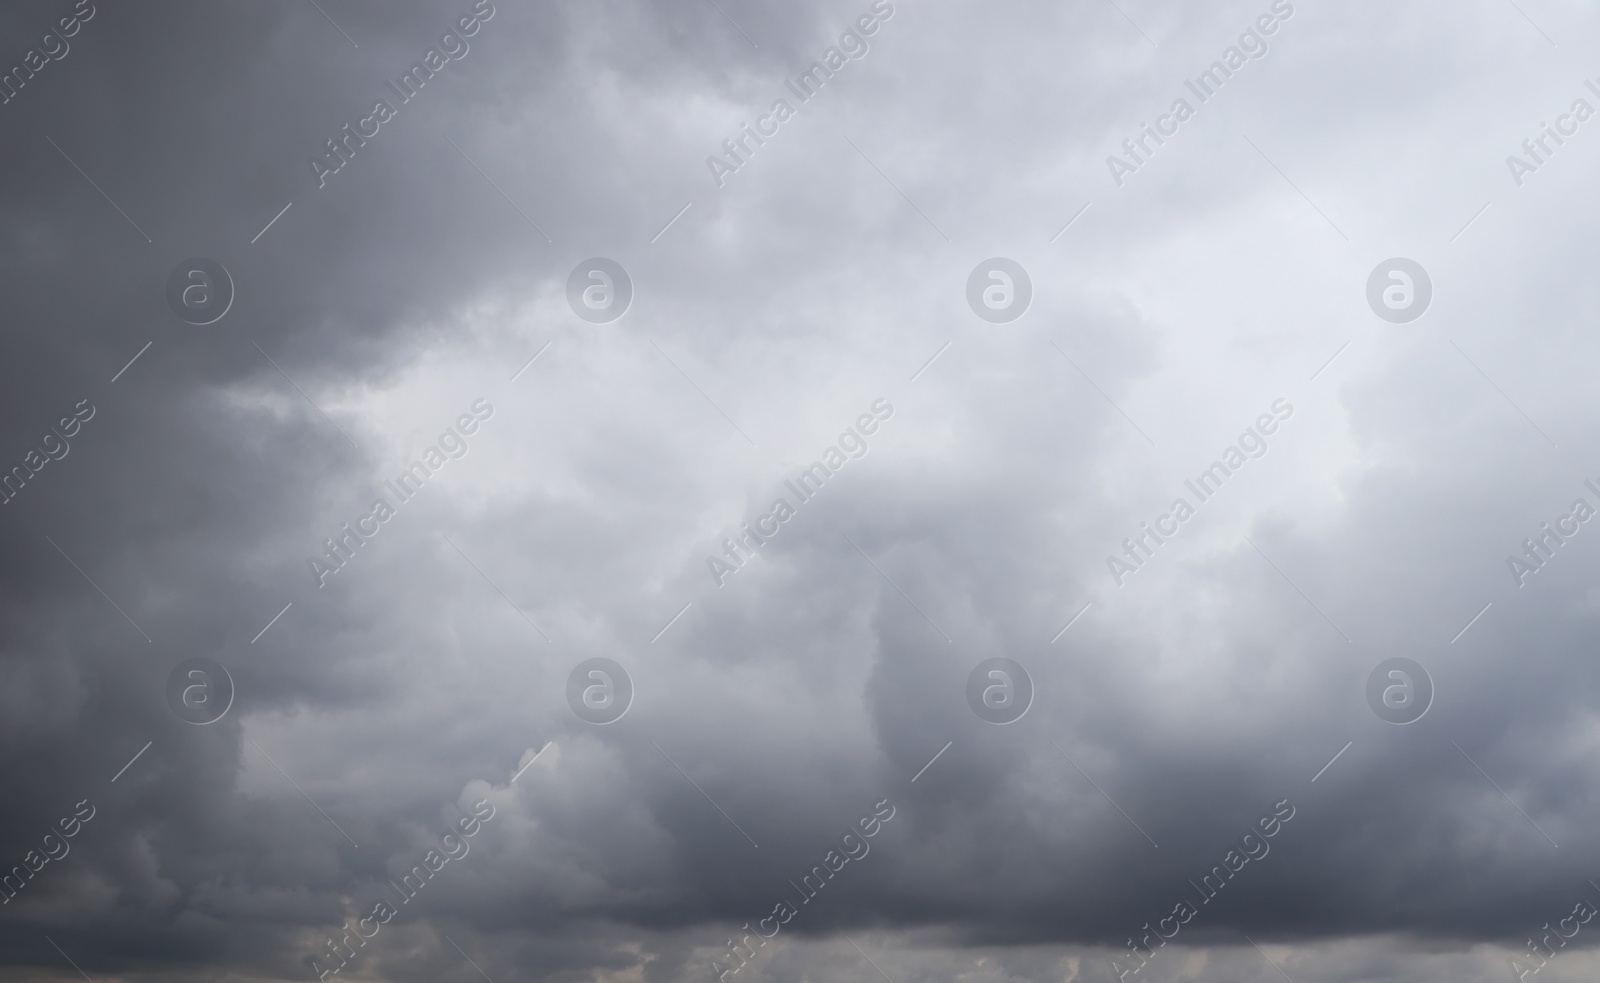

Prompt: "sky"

[2,0,1600,981]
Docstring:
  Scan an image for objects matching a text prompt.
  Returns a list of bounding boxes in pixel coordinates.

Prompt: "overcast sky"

[4,1,1600,981]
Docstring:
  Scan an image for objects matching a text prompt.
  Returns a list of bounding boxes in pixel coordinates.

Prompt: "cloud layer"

[3,1,1600,982]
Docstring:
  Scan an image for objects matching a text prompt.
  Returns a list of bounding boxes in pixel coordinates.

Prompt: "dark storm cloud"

[4,1,1600,982]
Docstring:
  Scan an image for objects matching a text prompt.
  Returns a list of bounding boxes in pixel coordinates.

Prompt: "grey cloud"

[2,1,1600,982]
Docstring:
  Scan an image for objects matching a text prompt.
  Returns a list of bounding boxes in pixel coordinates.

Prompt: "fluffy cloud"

[0,1,1596,981]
